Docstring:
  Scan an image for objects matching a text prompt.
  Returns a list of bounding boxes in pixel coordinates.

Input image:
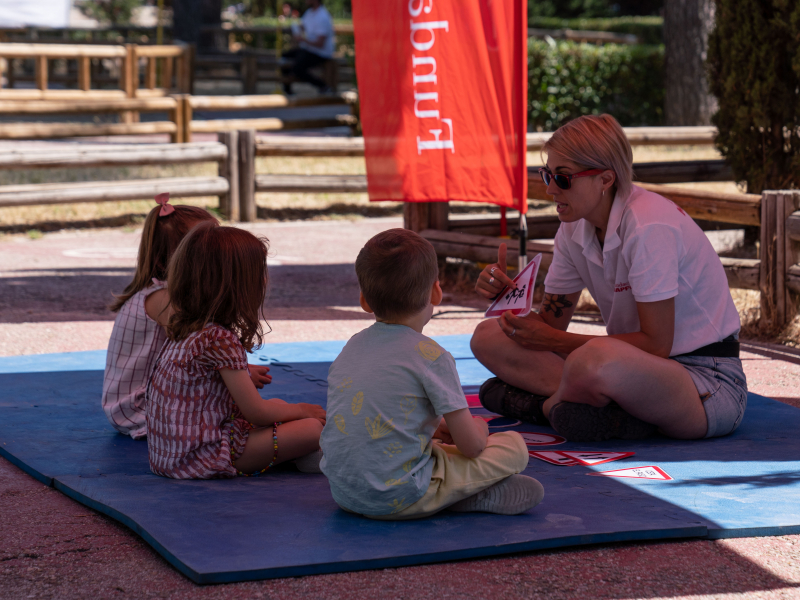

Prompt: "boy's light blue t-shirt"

[320,322,468,516]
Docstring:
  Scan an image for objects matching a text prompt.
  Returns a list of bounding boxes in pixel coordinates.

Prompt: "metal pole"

[156,0,164,45]
[156,0,164,85]
[518,212,528,270]
[275,1,284,93]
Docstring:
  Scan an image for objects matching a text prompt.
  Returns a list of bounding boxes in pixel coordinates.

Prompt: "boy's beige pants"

[364,430,530,520]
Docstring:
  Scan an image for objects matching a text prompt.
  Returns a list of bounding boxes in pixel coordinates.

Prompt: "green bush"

[81,0,143,25]
[707,0,800,193]
[529,16,663,45]
[528,39,664,131]
[529,0,662,20]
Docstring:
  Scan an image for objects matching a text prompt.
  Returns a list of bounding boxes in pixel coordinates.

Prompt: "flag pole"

[516,0,528,271]
[518,212,528,270]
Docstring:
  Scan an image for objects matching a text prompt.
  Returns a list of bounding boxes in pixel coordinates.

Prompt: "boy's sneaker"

[548,401,657,442]
[448,475,544,515]
[479,377,549,425]
[293,449,323,474]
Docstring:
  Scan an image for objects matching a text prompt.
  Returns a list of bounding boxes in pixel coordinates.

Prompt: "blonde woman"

[471,114,746,442]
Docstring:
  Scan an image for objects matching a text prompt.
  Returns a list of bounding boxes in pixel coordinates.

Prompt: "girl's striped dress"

[146,324,252,479]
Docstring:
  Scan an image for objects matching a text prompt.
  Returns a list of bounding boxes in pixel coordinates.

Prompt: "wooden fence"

[245,132,797,326]
[0,130,795,325]
[1,23,638,46]
[0,42,191,99]
[0,92,355,142]
[761,191,800,327]
[0,97,181,141]
[0,141,235,214]
[179,92,356,142]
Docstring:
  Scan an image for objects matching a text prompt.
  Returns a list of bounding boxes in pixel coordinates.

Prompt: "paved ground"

[2,217,800,599]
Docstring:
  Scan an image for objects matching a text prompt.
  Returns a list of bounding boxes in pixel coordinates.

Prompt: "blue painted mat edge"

[50,477,710,585]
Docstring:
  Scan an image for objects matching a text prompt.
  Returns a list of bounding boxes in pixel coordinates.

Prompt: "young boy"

[320,229,544,519]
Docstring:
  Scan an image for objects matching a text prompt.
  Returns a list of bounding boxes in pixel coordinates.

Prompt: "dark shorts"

[672,355,748,438]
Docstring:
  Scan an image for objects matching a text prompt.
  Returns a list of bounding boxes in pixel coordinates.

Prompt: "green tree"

[81,0,144,25]
[707,0,800,193]
[529,0,662,19]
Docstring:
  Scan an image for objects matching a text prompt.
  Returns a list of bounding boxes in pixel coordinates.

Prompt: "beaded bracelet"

[231,420,281,477]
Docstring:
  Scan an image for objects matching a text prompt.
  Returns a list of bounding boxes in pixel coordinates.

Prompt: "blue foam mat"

[1,335,800,583]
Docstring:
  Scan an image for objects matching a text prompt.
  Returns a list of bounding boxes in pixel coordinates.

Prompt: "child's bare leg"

[234,418,323,474]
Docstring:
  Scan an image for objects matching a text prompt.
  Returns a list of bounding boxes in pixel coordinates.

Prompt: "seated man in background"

[282,0,335,95]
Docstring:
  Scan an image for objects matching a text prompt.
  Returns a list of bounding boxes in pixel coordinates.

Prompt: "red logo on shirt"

[676,206,687,216]
[615,282,631,293]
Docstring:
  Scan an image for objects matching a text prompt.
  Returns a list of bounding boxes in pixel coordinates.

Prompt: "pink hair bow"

[155,192,174,216]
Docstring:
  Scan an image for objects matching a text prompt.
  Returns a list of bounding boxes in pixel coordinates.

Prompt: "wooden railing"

[0,141,235,213]
[244,131,795,325]
[0,92,355,142]
[0,97,181,141]
[1,130,795,324]
[0,42,191,99]
[180,92,355,142]
[760,191,800,327]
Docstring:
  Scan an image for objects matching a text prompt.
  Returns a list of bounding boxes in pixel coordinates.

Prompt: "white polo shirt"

[300,5,335,59]
[543,185,740,356]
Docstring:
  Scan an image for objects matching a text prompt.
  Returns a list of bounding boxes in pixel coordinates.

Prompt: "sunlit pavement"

[2,217,800,599]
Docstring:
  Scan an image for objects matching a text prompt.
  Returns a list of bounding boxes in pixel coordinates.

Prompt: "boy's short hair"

[355,228,439,320]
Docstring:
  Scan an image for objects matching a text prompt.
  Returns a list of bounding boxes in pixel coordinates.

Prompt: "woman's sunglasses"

[539,167,604,190]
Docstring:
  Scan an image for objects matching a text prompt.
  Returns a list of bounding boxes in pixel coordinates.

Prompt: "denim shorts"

[671,355,748,438]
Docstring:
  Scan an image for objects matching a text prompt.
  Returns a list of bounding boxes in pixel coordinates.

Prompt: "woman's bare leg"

[542,338,707,439]
[234,418,323,473]
[471,319,565,396]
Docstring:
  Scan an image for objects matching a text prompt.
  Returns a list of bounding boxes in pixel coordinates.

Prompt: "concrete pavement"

[2,217,800,599]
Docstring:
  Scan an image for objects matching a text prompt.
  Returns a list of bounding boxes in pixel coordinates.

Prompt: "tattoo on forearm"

[542,294,573,319]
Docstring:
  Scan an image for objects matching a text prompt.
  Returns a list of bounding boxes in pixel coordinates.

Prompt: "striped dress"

[102,280,167,439]
[145,324,251,479]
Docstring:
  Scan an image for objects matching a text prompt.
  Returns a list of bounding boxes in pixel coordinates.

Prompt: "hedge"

[707,0,800,193]
[529,16,663,45]
[528,39,664,131]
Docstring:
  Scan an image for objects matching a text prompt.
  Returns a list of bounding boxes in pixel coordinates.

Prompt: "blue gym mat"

[1,335,800,584]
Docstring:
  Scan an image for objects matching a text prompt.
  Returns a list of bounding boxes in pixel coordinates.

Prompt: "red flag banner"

[352,0,528,211]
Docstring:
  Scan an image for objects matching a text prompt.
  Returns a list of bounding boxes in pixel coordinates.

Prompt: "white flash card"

[587,465,673,480]
[518,432,566,446]
[484,253,542,318]
[558,451,635,466]
[529,451,579,466]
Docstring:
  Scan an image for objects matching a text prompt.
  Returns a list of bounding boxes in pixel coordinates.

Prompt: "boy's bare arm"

[220,369,326,426]
[442,408,489,459]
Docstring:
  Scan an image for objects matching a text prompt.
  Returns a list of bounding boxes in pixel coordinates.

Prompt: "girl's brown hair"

[110,204,218,312]
[166,222,269,351]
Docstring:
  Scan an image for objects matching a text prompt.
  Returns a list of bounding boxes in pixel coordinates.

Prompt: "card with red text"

[484,253,542,318]
[588,465,673,480]
[529,451,579,466]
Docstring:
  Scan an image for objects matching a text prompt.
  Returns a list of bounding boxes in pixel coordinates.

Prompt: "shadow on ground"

[0,264,362,323]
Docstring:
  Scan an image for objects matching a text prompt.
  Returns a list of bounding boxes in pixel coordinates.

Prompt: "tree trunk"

[664,0,717,126]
